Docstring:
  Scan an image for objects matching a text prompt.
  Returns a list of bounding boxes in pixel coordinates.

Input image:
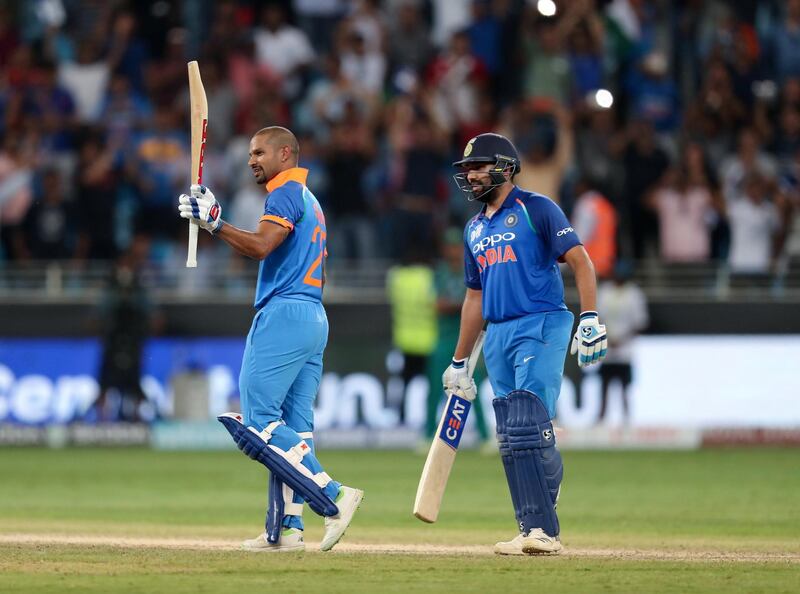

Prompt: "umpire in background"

[443,133,607,555]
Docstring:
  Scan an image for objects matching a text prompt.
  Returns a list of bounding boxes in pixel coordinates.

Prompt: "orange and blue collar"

[266,167,308,193]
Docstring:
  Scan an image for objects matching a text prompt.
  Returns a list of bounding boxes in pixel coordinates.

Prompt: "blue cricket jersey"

[254,167,327,309]
[463,186,582,322]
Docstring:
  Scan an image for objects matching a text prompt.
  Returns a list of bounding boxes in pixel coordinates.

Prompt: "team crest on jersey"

[464,138,476,157]
[504,213,518,228]
[469,222,484,242]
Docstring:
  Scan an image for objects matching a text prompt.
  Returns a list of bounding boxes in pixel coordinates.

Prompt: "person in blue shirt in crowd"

[177,126,363,553]
[443,133,607,556]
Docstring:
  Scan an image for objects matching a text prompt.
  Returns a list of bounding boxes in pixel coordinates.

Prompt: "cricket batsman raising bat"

[420,133,607,556]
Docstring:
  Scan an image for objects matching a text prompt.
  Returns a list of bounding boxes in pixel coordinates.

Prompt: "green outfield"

[0,447,798,593]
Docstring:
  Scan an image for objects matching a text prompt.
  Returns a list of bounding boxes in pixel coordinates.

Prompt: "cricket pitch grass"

[0,447,798,593]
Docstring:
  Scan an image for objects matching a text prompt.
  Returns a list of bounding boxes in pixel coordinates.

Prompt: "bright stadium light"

[595,89,614,109]
[537,0,557,17]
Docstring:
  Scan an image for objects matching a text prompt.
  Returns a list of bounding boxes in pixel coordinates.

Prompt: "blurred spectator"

[426,30,489,135]
[129,103,189,239]
[144,27,189,106]
[571,179,617,280]
[99,72,152,153]
[769,0,800,85]
[56,39,110,123]
[430,0,472,49]
[388,1,434,75]
[647,142,722,263]
[11,167,74,261]
[384,96,447,259]
[294,0,346,54]
[74,131,120,260]
[727,173,782,279]
[465,0,501,79]
[719,128,777,205]
[0,136,35,257]
[324,103,377,261]
[504,101,573,203]
[596,260,648,425]
[95,241,159,422]
[253,3,315,100]
[520,13,570,106]
[626,51,680,133]
[339,29,386,96]
[22,61,75,153]
[620,119,669,258]
[425,227,489,444]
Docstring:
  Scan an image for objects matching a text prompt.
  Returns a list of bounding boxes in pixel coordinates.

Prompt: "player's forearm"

[453,289,484,360]
[216,222,273,260]
[571,253,598,313]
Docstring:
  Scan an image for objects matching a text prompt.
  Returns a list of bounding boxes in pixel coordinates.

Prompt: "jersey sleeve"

[261,185,304,231]
[463,225,482,289]
[534,196,582,261]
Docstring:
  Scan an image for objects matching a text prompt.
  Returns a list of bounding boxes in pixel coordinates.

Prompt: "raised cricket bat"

[413,327,486,523]
[186,61,208,268]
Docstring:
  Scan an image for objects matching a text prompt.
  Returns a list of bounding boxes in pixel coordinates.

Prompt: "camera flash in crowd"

[537,0,557,17]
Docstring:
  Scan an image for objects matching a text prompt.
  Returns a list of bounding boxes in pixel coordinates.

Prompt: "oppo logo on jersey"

[472,232,516,253]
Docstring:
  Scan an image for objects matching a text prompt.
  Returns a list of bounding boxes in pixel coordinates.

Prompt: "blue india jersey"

[254,167,327,309]
[463,186,582,322]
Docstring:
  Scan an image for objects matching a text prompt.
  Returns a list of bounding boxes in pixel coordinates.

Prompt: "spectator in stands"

[384,101,447,259]
[503,100,573,203]
[21,61,75,154]
[56,39,110,123]
[648,142,722,263]
[626,51,680,134]
[294,0,346,54]
[338,29,386,97]
[0,136,34,257]
[719,128,777,205]
[727,172,782,281]
[12,167,74,261]
[129,103,189,240]
[324,101,377,261]
[253,3,315,101]
[620,119,670,258]
[74,131,120,261]
[770,0,800,85]
[388,1,434,75]
[426,30,489,135]
[596,260,648,425]
[99,72,152,155]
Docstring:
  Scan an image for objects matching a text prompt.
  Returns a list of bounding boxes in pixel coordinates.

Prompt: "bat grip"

[186,220,199,267]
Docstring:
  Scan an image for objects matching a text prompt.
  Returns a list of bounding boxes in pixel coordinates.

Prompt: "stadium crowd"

[0,0,799,282]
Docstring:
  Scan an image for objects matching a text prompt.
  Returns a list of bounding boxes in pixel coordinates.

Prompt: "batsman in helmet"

[443,133,607,555]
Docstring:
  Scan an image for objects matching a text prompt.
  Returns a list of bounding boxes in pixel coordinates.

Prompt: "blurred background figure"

[386,248,437,424]
[595,260,648,425]
[94,240,161,422]
[571,178,617,280]
[425,228,489,447]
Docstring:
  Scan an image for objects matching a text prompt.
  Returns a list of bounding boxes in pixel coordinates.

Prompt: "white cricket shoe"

[493,533,527,556]
[320,485,364,551]
[520,528,563,554]
[242,528,305,553]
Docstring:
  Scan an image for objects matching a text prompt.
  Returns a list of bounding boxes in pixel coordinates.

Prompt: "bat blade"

[186,60,208,268]
[413,329,486,523]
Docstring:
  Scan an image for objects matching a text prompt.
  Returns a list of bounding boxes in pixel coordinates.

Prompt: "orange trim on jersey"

[260,214,294,230]
[266,167,309,193]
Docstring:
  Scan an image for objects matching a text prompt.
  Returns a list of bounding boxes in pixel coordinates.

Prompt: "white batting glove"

[178,184,224,234]
[442,358,477,401]
[570,311,608,368]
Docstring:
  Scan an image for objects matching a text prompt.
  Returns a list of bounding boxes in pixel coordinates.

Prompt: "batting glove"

[442,358,477,401]
[570,311,608,368]
[178,184,224,234]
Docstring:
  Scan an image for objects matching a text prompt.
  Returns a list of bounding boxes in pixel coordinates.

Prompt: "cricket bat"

[413,327,486,523]
[186,60,208,268]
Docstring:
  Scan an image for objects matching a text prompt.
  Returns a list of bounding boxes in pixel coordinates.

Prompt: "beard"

[473,183,499,203]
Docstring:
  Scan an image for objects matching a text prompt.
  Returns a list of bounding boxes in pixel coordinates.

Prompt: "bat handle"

[186,220,198,267]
